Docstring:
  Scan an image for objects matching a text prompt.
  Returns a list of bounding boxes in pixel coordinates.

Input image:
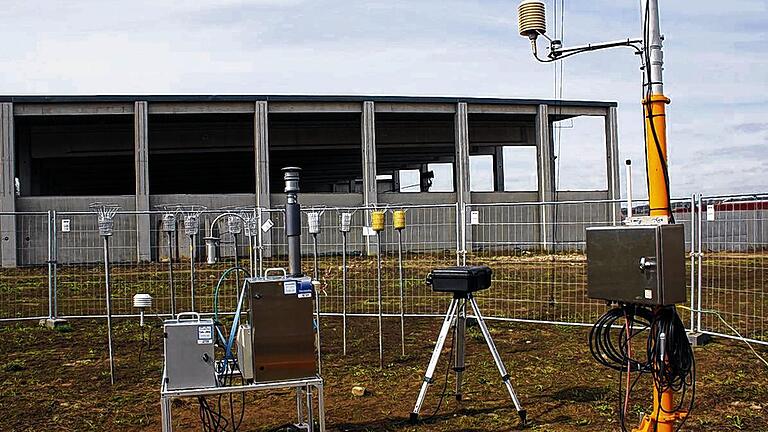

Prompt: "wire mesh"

[0,212,50,320]
[698,194,768,345]
[0,195,762,354]
[465,198,694,325]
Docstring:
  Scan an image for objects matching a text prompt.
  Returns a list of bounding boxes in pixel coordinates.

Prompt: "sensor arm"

[550,38,643,58]
[530,35,642,63]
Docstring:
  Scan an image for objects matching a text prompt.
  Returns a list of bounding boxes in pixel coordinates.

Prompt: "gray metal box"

[164,313,217,390]
[586,224,686,305]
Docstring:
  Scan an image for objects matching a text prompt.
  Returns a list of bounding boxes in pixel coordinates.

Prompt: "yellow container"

[393,210,406,230]
[371,211,385,232]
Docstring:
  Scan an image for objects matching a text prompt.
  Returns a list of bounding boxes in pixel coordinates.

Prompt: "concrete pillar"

[361,101,377,207]
[454,102,471,252]
[0,103,16,267]
[254,101,272,262]
[494,146,505,192]
[605,106,622,224]
[134,101,151,262]
[536,104,555,252]
[254,101,270,209]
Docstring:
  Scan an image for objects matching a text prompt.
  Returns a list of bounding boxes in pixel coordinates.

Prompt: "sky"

[1,0,766,198]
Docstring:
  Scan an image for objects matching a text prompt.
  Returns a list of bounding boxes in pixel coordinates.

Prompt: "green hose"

[213,266,250,324]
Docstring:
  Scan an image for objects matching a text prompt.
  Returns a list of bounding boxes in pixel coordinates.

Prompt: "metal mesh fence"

[697,194,768,344]
[0,196,764,347]
[0,212,50,320]
[464,198,695,325]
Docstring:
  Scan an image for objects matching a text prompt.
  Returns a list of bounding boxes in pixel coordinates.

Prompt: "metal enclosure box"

[248,277,316,382]
[586,224,686,305]
[163,315,216,390]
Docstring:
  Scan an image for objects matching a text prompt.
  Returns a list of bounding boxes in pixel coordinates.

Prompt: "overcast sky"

[1,0,766,198]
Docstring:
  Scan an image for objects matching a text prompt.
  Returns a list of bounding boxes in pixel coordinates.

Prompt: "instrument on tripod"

[409,266,526,425]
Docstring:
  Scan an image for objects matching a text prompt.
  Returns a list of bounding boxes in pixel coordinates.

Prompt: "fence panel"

[300,204,459,318]
[0,212,50,320]
[0,195,761,351]
[465,198,695,325]
[698,195,768,345]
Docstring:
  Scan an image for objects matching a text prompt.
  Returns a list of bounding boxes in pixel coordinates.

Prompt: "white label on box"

[261,219,274,232]
[470,211,480,225]
[363,226,376,236]
[644,289,653,299]
[61,219,71,233]
[298,292,311,299]
[283,281,297,295]
[197,326,213,344]
[706,205,715,221]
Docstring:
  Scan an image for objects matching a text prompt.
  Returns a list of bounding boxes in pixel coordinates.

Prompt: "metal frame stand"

[409,292,526,425]
[161,372,325,432]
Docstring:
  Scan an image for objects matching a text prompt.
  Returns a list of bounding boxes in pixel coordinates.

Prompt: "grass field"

[0,251,765,430]
[0,316,766,431]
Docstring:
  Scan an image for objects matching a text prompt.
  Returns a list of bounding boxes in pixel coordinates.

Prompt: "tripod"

[409,291,526,424]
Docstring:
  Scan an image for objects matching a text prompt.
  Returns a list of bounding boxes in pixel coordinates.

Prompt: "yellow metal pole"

[644,94,671,218]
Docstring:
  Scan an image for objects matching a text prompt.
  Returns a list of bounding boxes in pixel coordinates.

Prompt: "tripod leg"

[410,298,459,424]
[454,299,466,401]
[468,295,526,424]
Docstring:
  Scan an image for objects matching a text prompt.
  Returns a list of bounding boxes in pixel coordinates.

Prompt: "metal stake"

[103,235,115,385]
[376,232,383,368]
[167,231,176,318]
[312,232,322,375]
[257,208,264,277]
[190,233,196,312]
[397,229,405,356]
[233,233,240,288]
[341,231,348,356]
[248,234,255,276]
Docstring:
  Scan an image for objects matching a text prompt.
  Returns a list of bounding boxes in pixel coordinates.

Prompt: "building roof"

[0,94,617,107]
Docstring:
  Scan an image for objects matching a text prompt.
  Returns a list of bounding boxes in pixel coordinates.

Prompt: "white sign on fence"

[363,226,376,237]
[261,219,274,232]
[470,211,480,225]
[706,205,716,221]
[61,219,71,233]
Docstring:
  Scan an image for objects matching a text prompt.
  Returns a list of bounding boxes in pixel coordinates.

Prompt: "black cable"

[589,304,695,432]
[424,306,459,421]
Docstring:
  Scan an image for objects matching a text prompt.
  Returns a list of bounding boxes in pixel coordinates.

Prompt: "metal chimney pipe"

[283,167,303,277]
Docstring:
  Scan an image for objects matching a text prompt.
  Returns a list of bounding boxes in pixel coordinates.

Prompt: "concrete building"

[0,95,620,266]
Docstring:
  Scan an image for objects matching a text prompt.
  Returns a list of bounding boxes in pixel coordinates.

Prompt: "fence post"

[52,210,59,318]
[47,210,53,320]
[696,193,704,333]
[688,194,696,331]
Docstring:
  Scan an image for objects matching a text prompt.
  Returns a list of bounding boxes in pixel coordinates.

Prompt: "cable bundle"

[589,304,695,432]
[197,266,252,432]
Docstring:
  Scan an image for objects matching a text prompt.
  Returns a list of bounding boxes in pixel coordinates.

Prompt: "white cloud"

[0,0,765,197]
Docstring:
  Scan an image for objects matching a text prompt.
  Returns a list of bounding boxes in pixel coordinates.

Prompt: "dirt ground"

[1,315,766,431]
